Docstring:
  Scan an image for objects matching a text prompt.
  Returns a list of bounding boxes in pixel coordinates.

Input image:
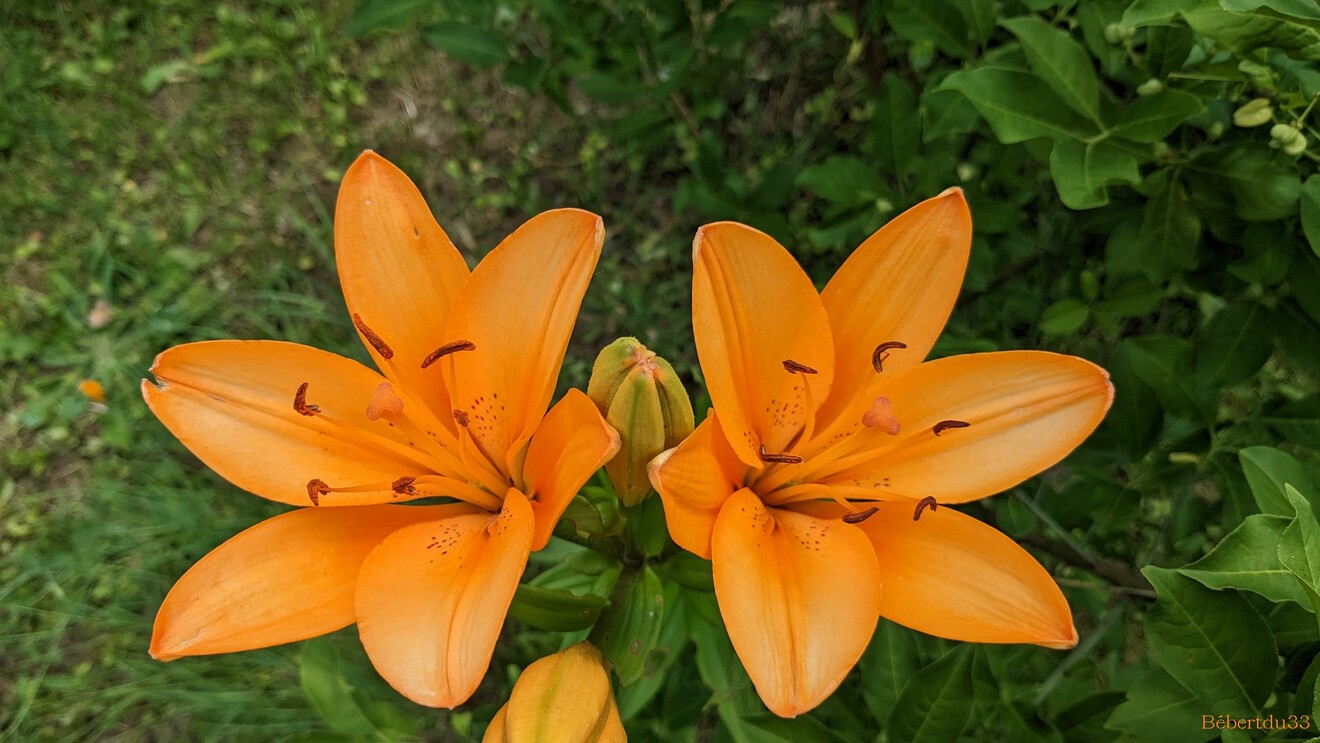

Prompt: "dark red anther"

[453,409,470,427]
[913,496,938,521]
[293,382,320,416]
[306,478,330,506]
[352,313,394,360]
[871,341,908,373]
[932,419,970,437]
[421,340,477,369]
[782,359,818,375]
[391,476,417,496]
[758,444,803,464]
[842,506,879,524]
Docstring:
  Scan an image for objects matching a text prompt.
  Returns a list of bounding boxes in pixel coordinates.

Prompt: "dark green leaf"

[1183,5,1320,60]
[1180,514,1309,606]
[1142,566,1277,717]
[1192,144,1302,221]
[1003,17,1103,121]
[1194,301,1273,388]
[887,0,970,57]
[1241,446,1319,516]
[1302,174,1320,258]
[869,75,920,177]
[1122,335,1211,423]
[939,67,1099,143]
[1279,485,1320,601]
[796,156,886,206]
[1221,0,1320,20]
[886,646,976,742]
[298,639,382,738]
[592,565,665,686]
[344,0,432,37]
[859,621,922,722]
[1039,297,1090,334]
[1121,0,1200,27]
[421,22,510,67]
[1106,90,1206,142]
[1106,668,1213,742]
[1265,395,1320,448]
[507,584,608,631]
[1049,138,1141,209]
[1137,172,1200,273]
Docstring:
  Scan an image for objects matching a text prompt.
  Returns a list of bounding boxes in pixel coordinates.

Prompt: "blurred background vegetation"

[3,0,1320,740]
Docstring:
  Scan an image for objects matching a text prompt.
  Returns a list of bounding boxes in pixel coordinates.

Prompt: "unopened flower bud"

[1232,98,1273,127]
[1284,133,1309,156]
[1104,23,1134,45]
[1136,78,1164,96]
[1272,123,1301,145]
[588,338,695,506]
[483,642,625,743]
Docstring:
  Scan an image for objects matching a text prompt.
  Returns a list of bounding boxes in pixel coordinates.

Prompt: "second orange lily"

[649,189,1113,717]
[145,152,619,707]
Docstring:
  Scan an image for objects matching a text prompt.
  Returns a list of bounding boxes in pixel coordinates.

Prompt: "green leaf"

[1106,667,1213,742]
[1221,0,1320,20]
[507,584,608,631]
[1192,144,1302,221]
[1049,138,1142,209]
[1180,514,1310,606]
[1137,172,1200,273]
[1122,0,1200,27]
[939,67,1099,143]
[1240,446,1319,516]
[796,156,886,206]
[1122,335,1211,423]
[1279,485,1320,598]
[859,621,922,722]
[1106,341,1163,457]
[1142,566,1277,717]
[1002,17,1103,122]
[344,0,432,37]
[1265,394,1320,448]
[886,646,976,742]
[869,75,920,177]
[1039,298,1090,334]
[421,22,510,67]
[887,0,970,57]
[1106,90,1206,142]
[1302,175,1320,258]
[299,639,383,738]
[592,565,665,686]
[1183,5,1320,59]
[1193,301,1273,388]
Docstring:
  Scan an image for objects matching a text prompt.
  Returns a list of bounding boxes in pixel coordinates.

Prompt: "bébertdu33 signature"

[1202,714,1311,732]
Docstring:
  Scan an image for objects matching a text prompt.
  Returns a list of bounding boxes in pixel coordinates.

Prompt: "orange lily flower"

[144,151,619,707]
[483,642,626,742]
[648,189,1113,717]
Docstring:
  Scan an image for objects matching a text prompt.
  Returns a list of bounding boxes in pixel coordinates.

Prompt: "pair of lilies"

[145,152,1112,726]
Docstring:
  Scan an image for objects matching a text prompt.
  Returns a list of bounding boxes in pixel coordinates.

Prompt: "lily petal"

[143,340,442,506]
[487,642,626,743]
[711,489,882,717]
[441,209,604,471]
[855,502,1077,648]
[814,351,1113,503]
[335,151,471,421]
[151,504,469,660]
[355,491,534,707]
[522,389,621,550]
[693,222,835,466]
[648,411,747,559]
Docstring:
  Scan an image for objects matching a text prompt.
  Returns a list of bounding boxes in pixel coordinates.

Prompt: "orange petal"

[711,489,882,717]
[854,502,1076,648]
[814,351,1113,503]
[521,389,621,550]
[151,504,470,660]
[814,189,971,427]
[335,151,471,421]
[355,491,534,707]
[489,642,626,743]
[692,222,835,466]
[441,209,603,472]
[143,340,441,506]
[648,411,748,559]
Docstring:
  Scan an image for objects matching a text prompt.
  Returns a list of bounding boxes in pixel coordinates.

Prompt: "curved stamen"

[781,359,818,375]
[758,444,803,465]
[932,419,970,436]
[421,340,477,369]
[306,478,330,506]
[913,496,938,520]
[351,313,394,359]
[871,341,907,373]
[842,506,879,524]
[293,382,320,416]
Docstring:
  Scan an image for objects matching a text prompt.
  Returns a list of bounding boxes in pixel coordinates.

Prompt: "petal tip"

[937,185,965,200]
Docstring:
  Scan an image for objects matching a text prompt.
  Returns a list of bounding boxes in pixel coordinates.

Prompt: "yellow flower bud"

[587,338,695,506]
[1271,123,1301,145]
[482,642,625,743]
[1136,78,1164,96]
[1284,132,1309,156]
[1232,98,1273,127]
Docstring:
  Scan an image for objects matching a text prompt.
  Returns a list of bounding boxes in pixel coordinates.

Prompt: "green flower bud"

[1136,78,1164,96]
[1232,98,1273,127]
[1104,23,1134,45]
[1271,123,1301,145]
[588,338,695,506]
[1284,132,1308,156]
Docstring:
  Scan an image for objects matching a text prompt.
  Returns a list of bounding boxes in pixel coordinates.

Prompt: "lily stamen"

[421,340,477,369]
[781,359,818,375]
[932,419,970,436]
[913,496,938,521]
[759,444,803,464]
[453,409,470,427]
[293,382,321,416]
[306,478,330,506]
[871,341,907,373]
[842,506,879,524]
[352,312,394,359]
